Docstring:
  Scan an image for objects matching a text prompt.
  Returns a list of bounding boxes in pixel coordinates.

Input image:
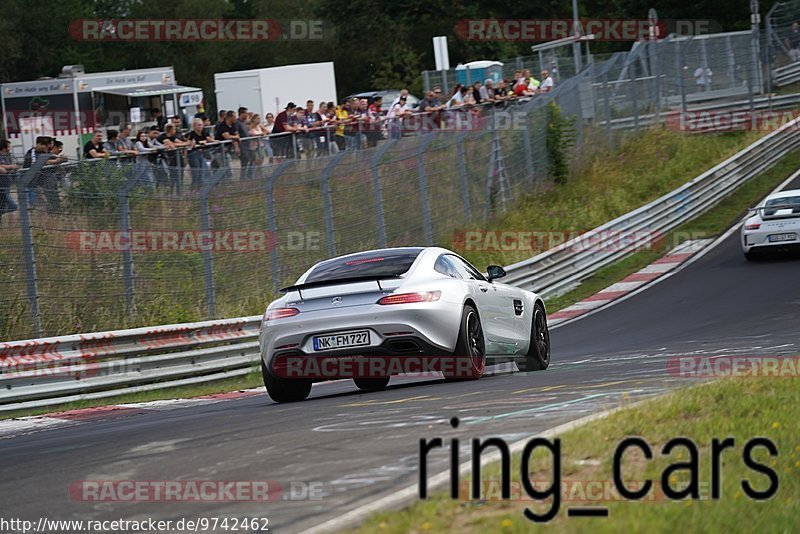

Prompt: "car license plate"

[768,232,797,242]
[313,330,370,351]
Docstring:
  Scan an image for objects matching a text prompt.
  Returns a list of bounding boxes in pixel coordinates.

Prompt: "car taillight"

[745,223,760,230]
[377,291,441,305]
[265,308,300,320]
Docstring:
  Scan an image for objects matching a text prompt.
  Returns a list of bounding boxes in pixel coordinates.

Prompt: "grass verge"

[355,377,800,533]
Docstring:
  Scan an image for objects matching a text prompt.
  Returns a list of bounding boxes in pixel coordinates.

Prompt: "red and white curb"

[0,388,265,439]
[548,239,713,326]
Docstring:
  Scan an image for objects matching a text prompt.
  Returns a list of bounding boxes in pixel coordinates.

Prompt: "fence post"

[751,0,762,94]
[416,133,436,245]
[198,166,228,318]
[264,159,295,293]
[16,158,48,338]
[631,60,639,131]
[370,138,398,248]
[321,151,346,257]
[119,165,146,319]
[520,118,534,187]
[604,72,612,148]
[455,132,472,219]
[423,70,430,93]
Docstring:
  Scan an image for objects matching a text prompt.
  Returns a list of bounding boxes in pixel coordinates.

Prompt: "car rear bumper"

[259,303,464,378]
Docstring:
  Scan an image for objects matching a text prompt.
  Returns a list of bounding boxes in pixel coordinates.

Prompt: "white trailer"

[214,62,337,118]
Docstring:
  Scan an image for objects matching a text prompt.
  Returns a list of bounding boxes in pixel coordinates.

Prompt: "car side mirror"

[487,265,506,282]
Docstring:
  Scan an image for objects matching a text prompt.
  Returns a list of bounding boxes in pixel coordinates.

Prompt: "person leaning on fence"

[115,125,139,159]
[538,70,554,93]
[23,136,62,210]
[0,139,19,221]
[158,123,191,194]
[186,118,216,191]
[83,131,107,159]
[234,107,251,175]
[271,102,295,159]
[334,99,350,151]
[133,129,157,187]
[247,114,266,174]
[103,130,121,157]
[214,110,240,164]
[787,22,800,62]
[263,113,275,161]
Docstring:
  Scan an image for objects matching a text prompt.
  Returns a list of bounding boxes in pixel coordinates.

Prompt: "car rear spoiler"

[748,204,800,219]
[280,275,402,299]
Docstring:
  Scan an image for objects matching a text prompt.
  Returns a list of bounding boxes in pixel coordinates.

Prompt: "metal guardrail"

[2,115,799,411]
[503,115,800,294]
[773,61,800,87]
[605,92,800,131]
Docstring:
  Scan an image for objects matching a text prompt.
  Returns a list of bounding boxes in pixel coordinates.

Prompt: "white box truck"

[214,62,337,117]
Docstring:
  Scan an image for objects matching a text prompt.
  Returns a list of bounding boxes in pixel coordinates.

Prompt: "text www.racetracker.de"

[0,517,270,533]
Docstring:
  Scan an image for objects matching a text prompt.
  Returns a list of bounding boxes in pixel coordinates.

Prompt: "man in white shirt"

[538,70,554,93]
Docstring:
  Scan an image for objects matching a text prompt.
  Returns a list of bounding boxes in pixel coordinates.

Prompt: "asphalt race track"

[1,177,799,533]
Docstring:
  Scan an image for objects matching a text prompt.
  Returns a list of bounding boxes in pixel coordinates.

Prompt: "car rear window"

[304,249,423,284]
[765,196,800,207]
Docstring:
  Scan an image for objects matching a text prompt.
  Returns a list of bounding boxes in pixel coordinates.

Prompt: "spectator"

[538,70,554,93]
[365,96,384,146]
[23,136,53,168]
[133,129,157,186]
[387,95,410,139]
[390,88,410,110]
[334,99,350,151]
[694,66,712,92]
[480,79,495,102]
[158,124,190,193]
[84,131,107,159]
[787,22,800,62]
[304,100,322,157]
[214,110,240,161]
[170,115,186,135]
[472,81,483,105]
[147,127,168,188]
[446,84,465,108]
[115,125,139,157]
[514,80,534,97]
[0,139,19,220]
[23,136,60,208]
[524,69,540,90]
[418,90,442,131]
[104,130,121,156]
[186,118,216,190]
[263,113,275,161]
[235,107,251,175]
[271,103,296,159]
[464,85,477,105]
[217,110,227,128]
[247,114,266,173]
[152,108,167,131]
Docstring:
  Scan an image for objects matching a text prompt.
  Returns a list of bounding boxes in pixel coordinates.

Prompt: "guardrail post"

[370,138,398,248]
[455,132,472,219]
[198,167,229,318]
[416,133,436,245]
[264,160,295,293]
[16,158,48,338]
[119,165,146,319]
[321,151,346,257]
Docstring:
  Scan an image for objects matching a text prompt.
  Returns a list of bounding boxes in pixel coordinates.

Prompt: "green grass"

[355,377,800,533]
[454,128,761,270]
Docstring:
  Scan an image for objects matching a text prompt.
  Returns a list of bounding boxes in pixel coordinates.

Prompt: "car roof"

[767,189,800,200]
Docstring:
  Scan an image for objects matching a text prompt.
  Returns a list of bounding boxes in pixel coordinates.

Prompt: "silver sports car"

[742,189,800,260]
[258,247,550,402]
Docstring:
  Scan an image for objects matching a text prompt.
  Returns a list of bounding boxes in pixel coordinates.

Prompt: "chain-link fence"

[2,94,574,341]
[0,15,774,341]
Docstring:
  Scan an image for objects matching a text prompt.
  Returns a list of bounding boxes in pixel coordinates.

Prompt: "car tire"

[517,302,550,372]
[744,250,757,261]
[444,304,485,381]
[262,361,312,402]
[354,377,391,391]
